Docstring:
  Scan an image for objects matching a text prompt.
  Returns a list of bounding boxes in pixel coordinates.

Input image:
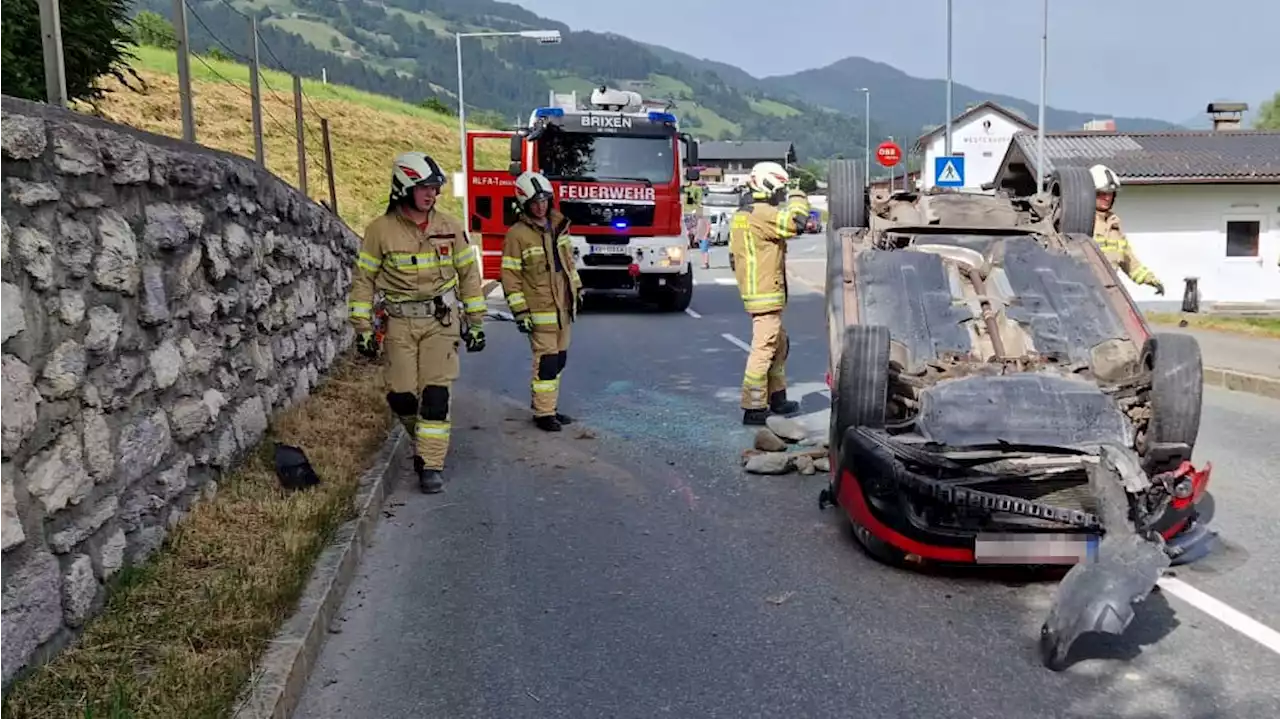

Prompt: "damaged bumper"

[822,427,1216,669]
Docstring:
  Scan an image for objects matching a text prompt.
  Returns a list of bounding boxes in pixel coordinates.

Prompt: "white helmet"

[514,171,554,206]
[390,151,446,201]
[747,161,790,198]
[1089,164,1121,194]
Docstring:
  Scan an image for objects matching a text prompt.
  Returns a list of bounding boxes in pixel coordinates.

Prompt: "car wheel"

[833,325,890,454]
[657,265,693,312]
[849,513,909,567]
[1053,167,1097,235]
[827,159,868,231]
[1141,332,1204,471]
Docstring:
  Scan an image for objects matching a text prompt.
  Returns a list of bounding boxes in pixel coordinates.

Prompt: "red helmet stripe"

[400,166,421,179]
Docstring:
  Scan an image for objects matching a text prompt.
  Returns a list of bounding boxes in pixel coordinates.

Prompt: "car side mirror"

[685,167,701,182]
[679,132,699,165]
[509,134,522,163]
[507,161,521,177]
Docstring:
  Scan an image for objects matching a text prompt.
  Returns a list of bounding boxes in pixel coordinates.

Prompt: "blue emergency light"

[612,220,629,230]
[534,107,565,118]
[647,111,677,124]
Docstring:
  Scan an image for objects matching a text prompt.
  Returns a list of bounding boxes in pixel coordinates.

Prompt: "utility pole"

[1036,0,1049,194]
[456,33,467,207]
[249,15,265,165]
[173,0,195,142]
[861,89,871,187]
[293,74,308,195]
[37,0,68,106]
[944,0,953,157]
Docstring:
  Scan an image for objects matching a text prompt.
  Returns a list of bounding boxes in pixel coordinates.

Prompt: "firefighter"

[1091,164,1165,296]
[729,162,812,426]
[501,171,582,432]
[348,151,488,494]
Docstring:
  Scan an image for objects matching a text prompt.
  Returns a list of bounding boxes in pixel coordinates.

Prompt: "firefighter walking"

[729,162,812,426]
[1090,164,1165,295]
[348,151,488,494]
[501,171,582,432]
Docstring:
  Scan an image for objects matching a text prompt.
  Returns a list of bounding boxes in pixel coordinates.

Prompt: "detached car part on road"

[815,160,1216,671]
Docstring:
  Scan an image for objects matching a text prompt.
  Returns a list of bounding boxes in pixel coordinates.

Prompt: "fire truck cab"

[465,87,701,312]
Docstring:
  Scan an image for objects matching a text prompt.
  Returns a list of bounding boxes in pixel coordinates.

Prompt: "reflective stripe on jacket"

[1093,210,1157,286]
[729,197,810,314]
[500,209,582,327]
[347,209,485,334]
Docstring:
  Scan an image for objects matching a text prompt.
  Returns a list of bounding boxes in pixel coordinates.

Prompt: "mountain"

[140,0,1178,166]
[752,57,1181,136]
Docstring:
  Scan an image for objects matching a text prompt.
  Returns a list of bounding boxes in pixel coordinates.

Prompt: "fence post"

[173,0,195,142]
[37,0,68,106]
[249,15,264,165]
[321,118,337,215]
[292,74,308,195]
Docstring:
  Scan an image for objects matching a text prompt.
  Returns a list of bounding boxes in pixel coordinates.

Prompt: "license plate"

[974,533,1099,565]
[588,245,627,254]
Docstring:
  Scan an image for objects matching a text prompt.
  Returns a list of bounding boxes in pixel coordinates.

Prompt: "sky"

[510,0,1276,124]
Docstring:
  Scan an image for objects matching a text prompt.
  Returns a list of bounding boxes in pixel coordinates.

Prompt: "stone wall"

[1,96,360,685]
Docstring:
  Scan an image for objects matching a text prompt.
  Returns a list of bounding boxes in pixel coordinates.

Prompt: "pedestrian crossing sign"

[935,156,965,187]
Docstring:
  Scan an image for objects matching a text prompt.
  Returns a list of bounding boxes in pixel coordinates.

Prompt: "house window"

[1225,220,1261,257]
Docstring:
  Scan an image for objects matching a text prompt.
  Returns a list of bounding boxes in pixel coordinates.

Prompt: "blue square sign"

[934,156,965,187]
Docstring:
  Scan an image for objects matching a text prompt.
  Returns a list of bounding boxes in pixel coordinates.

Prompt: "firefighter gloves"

[515,314,535,334]
[356,331,378,359]
[464,325,487,353]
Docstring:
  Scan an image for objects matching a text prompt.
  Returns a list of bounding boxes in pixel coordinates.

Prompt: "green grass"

[646,74,694,99]
[264,17,360,53]
[543,73,598,96]
[749,97,801,117]
[1146,312,1280,339]
[675,101,740,139]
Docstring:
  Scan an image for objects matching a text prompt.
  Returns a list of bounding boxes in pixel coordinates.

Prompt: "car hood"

[915,373,1133,449]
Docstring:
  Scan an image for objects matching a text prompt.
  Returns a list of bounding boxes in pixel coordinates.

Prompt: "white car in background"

[701,185,743,246]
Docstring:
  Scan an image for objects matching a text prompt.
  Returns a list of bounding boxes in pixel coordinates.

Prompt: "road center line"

[684,308,702,319]
[722,333,752,353]
[1157,577,1280,656]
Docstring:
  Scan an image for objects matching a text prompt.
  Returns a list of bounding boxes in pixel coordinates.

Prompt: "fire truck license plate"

[588,245,627,255]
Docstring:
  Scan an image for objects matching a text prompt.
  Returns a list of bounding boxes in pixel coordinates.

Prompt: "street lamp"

[1036,0,1049,194]
[944,0,953,157]
[454,29,563,202]
[857,87,870,187]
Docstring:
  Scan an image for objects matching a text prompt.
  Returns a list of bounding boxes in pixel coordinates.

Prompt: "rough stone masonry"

[0,96,360,685]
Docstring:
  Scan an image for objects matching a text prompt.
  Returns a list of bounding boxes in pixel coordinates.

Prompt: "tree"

[132,10,176,50]
[420,97,454,116]
[0,0,138,105]
[1255,92,1280,130]
[330,36,342,50]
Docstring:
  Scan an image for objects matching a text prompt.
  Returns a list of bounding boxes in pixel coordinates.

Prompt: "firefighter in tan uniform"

[501,171,583,432]
[729,162,812,426]
[348,151,487,494]
[1090,164,1165,296]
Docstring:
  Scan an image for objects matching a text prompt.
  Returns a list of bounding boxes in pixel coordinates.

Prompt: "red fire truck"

[465,87,701,311]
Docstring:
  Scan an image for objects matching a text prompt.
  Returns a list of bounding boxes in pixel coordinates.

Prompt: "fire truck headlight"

[666,246,684,262]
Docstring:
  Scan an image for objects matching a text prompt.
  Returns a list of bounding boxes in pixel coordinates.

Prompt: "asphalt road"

[295,244,1280,719]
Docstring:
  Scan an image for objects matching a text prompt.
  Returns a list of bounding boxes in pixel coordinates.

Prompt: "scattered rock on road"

[795,455,816,475]
[814,456,831,473]
[744,452,793,475]
[765,415,807,442]
[753,429,787,452]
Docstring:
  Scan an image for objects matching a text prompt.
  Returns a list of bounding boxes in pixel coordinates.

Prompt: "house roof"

[915,101,1037,149]
[999,130,1280,184]
[698,140,796,162]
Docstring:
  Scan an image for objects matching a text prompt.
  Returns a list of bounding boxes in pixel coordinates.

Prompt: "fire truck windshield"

[536,128,675,185]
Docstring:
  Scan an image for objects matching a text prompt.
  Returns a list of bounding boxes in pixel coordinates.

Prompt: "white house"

[915,101,1037,192]
[992,107,1280,307]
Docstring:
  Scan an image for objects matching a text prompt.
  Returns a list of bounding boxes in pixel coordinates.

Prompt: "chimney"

[1207,102,1248,131]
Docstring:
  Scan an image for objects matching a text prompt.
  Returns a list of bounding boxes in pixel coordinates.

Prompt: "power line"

[185,1,249,63]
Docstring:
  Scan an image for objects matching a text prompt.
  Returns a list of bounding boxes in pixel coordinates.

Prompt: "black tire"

[1141,333,1204,468]
[657,266,693,312]
[827,159,867,230]
[832,325,890,453]
[850,515,910,567]
[1053,166,1097,235]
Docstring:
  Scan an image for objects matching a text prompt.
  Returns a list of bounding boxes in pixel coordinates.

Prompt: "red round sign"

[876,141,903,168]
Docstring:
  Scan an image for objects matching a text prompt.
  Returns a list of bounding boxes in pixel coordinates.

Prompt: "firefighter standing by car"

[501,171,582,433]
[348,151,488,494]
[1090,164,1165,296]
[729,162,812,426]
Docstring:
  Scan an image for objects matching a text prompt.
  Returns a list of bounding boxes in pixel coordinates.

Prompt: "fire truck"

[464,87,701,311]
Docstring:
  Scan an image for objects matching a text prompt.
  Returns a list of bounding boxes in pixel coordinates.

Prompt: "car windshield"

[536,128,675,184]
[703,192,740,207]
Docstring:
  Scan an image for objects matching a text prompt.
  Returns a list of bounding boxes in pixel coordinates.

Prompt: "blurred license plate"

[589,245,627,254]
[974,533,1099,565]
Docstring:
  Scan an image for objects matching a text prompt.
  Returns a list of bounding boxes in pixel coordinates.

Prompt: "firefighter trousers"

[741,310,789,410]
[529,319,572,418]
[382,314,461,470]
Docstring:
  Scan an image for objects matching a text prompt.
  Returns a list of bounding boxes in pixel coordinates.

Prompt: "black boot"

[535,415,563,432]
[555,412,574,426]
[414,456,444,494]
[742,408,770,426]
[769,390,801,416]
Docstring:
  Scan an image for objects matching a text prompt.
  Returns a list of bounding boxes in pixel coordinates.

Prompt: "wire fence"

[178,0,340,216]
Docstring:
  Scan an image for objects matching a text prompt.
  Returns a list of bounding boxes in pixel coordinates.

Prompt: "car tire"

[1141,332,1204,470]
[833,325,890,453]
[1053,166,1097,235]
[827,159,868,231]
[657,265,693,312]
[849,514,910,567]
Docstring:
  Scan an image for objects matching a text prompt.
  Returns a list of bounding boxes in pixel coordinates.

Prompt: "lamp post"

[1036,0,1049,194]
[944,0,953,158]
[857,87,870,186]
[455,29,562,205]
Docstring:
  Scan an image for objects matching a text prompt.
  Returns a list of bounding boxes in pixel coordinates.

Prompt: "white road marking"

[684,308,702,319]
[721,333,753,353]
[1157,577,1280,656]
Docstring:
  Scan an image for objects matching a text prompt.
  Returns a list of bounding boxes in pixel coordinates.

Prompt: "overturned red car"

[816,160,1215,670]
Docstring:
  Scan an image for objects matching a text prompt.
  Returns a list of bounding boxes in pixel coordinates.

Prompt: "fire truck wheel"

[655,266,693,312]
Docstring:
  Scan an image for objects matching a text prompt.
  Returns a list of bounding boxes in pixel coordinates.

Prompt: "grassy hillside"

[91,46,504,232]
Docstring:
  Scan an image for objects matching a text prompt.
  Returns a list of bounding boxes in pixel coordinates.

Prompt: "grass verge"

[1145,312,1280,340]
[2,355,392,719]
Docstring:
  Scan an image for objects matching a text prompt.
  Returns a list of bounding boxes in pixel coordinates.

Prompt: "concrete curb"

[231,426,407,719]
[1204,366,1280,401]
